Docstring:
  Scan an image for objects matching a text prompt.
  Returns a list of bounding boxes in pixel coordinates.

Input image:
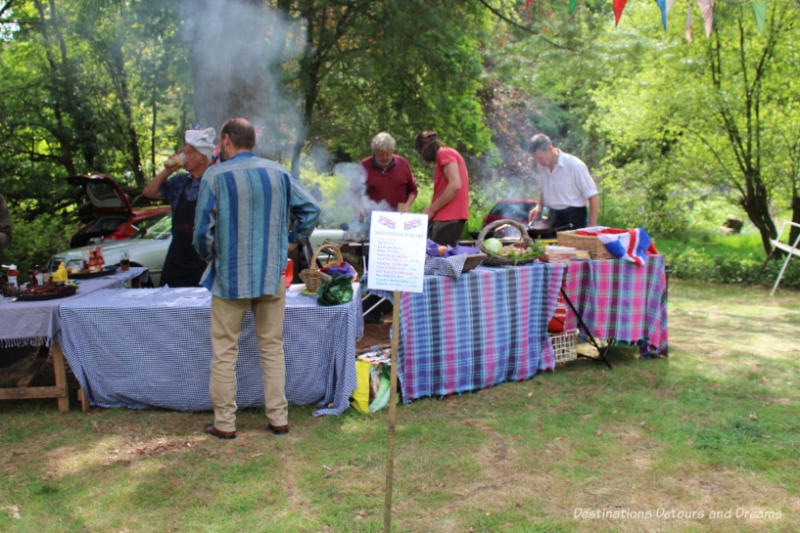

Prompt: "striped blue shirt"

[193,152,320,299]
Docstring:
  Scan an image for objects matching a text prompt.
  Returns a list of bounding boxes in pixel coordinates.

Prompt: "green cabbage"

[483,237,504,255]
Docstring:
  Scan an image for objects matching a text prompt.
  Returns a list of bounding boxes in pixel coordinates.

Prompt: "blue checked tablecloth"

[424,255,468,279]
[57,283,363,415]
[0,267,148,348]
[397,262,566,403]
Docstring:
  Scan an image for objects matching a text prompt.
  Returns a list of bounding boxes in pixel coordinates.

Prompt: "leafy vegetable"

[486,241,546,264]
[317,273,354,306]
[483,237,504,255]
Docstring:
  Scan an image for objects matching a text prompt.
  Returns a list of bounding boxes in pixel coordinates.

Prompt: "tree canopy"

[1,0,798,271]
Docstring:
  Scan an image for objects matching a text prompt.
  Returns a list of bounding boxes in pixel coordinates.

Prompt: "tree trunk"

[33,0,83,176]
[106,37,145,187]
[151,96,157,176]
[739,175,777,255]
[791,189,800,247]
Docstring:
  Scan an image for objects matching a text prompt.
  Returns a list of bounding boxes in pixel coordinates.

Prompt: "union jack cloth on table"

[397,262,565,403]
[562,254,668,357]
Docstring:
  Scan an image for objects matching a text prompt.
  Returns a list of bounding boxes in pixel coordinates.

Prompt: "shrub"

[2,208,76,276]
[664,246,800,290]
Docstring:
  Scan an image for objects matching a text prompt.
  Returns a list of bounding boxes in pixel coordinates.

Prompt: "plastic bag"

[368,364,395,412]
[316,273,353,306]
[320,261,356,279]
[351,359,371,414]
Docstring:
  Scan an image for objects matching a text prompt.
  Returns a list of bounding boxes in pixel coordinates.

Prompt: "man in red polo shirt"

[350,132,418,221]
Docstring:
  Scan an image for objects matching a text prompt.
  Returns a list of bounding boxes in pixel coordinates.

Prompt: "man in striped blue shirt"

[193,117,320,439]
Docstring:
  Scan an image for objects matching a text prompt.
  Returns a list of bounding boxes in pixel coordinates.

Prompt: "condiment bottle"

[6,264,19,295]
[52,262,68,285]
[34,265,44,286]
[88,250,98,272]
[96,246,105,269]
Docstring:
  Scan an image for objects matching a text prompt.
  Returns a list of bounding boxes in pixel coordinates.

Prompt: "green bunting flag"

[750,1,767,34]
[569,0,578,15]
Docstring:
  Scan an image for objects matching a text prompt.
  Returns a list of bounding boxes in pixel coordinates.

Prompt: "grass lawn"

[1,279,799,532]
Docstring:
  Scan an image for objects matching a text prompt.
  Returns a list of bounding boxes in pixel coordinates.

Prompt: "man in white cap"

[143,127,217,286]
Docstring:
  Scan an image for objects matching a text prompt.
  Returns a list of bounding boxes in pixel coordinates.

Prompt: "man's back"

[194,152,319,299]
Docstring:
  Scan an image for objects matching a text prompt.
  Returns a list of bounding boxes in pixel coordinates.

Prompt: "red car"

[482,198,539,227]
[481,199,557,239]
[68,173,170,248]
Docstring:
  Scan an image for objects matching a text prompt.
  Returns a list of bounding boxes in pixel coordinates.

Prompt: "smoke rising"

[182,0,305,162]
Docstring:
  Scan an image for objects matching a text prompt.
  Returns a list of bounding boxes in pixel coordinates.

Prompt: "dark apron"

[551,206,588,231]
[160,179,206,287]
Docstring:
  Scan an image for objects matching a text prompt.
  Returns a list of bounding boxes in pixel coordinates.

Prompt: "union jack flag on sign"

[378,215,396,228]
[404,218,422,230]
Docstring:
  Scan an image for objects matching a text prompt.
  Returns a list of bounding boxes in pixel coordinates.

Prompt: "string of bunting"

[525,1,771,40]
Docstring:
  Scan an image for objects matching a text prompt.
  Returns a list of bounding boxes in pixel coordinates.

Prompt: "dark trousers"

[428,219,466,246]
[551,206,588,230]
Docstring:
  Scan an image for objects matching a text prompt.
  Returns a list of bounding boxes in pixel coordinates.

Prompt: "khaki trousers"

[209,283,287,432]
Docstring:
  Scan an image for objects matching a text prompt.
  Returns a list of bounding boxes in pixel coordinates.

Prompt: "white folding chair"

[764,221,800,296]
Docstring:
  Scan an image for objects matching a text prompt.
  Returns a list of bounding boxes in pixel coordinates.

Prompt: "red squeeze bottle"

[282,258,293,288]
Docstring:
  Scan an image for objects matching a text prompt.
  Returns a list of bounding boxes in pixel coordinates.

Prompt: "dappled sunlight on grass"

[2,279,799,532]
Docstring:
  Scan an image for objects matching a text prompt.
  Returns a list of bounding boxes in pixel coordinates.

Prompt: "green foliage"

[2,207,77,276]
[657,231,800,289]
[302,0,494,162]
[589,1,800,250]
[1,0,799,287]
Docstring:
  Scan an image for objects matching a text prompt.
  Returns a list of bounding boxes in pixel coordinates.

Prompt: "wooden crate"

[557,230,614,260]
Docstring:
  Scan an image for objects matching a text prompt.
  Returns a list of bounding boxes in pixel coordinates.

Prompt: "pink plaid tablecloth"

[562,254,668,357]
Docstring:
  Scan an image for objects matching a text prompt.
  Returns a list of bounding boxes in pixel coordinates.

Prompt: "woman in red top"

[414,131,470,246]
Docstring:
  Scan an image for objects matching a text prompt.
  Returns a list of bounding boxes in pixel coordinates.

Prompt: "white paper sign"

[367,211,428,293]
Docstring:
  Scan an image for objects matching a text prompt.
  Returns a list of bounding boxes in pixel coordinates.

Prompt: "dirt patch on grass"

[357,322,391,351]
[45,434,202,476]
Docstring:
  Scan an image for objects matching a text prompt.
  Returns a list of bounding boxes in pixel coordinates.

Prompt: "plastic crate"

[550,329,578,364]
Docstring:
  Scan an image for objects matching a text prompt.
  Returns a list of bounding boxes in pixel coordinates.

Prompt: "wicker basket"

[461,253,487,273]
[477,219,537,266]
[550,328,578,365]
[557,230,614,260]
[299,243,343,292]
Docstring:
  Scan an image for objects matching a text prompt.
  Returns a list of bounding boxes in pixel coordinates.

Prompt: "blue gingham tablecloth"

[0,267,148,348]
[424,255,469,279]
[57,283,363,415]
[397,262,565,403]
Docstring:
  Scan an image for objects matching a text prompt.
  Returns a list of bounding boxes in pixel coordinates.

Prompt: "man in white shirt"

[527,133,599,230]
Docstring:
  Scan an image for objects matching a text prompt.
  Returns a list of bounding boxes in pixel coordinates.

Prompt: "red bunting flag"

[613,0,627,26]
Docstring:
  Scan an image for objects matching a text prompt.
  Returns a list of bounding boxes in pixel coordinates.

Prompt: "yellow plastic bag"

[351,359,371,414]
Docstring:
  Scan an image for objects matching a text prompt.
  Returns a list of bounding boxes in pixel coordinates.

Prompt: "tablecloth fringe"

[0,336,49,348]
